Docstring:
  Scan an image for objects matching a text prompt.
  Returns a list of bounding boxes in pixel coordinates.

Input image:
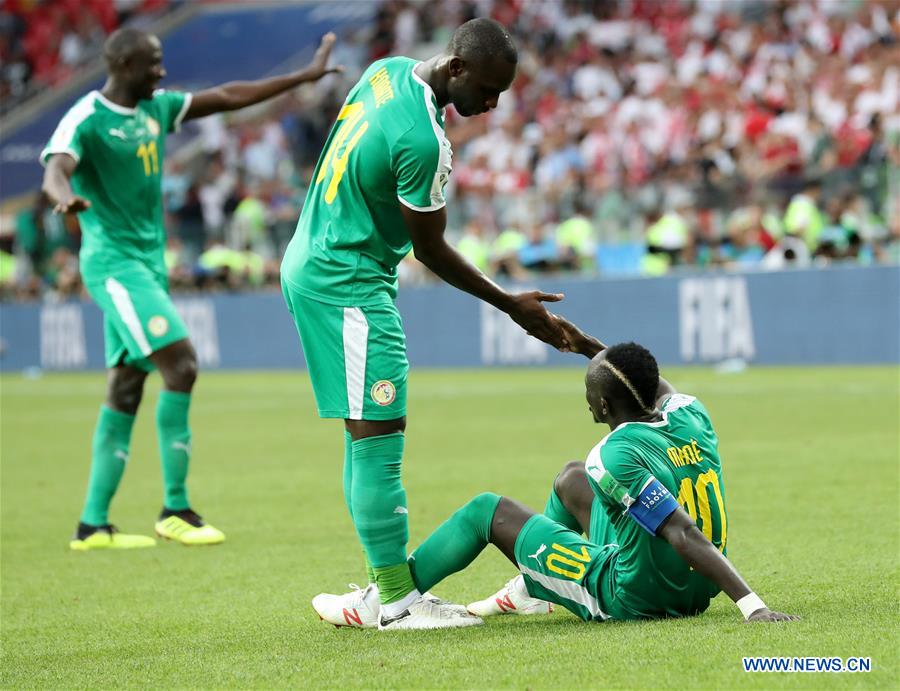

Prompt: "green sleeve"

[586,437,654,511]
[392,125,451,212]
[40,99,95,166]
[152,89,193,133]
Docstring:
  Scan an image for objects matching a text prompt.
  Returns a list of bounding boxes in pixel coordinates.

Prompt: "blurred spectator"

[555,199,596,271]
[457,219,491,273]
[3,0,899,301]
[784,178,826,248]
[0,0,169,114]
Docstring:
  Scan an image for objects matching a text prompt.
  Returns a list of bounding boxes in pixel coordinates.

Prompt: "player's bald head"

[448,18,517,69]
[586,343,660,420]
[104,27,158,68]
[443,18,517,117]
[103,27,165,100]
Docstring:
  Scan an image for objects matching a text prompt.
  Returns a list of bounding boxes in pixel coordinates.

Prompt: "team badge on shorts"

[371,380,396,406]
[147,315,169,337]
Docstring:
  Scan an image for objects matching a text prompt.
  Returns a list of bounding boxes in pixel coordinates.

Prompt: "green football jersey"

[281,56,453,306]
[585,394,728,618]
[40,89,191,277]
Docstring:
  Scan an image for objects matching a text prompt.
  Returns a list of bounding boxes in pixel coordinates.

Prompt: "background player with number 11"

[41,28,342,550]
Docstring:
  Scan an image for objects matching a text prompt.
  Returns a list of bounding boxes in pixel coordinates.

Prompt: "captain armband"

[626,476,679,535]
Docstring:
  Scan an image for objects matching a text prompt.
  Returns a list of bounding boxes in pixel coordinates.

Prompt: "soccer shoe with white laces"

[467,575,554,617]
[377,594,483,631]
[312,583,380,628]
[311,584,468,628]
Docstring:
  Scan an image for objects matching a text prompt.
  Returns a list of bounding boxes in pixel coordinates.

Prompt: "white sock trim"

[381,588,420,618]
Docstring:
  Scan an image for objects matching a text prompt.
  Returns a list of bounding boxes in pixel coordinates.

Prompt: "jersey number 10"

[677,468,727,551]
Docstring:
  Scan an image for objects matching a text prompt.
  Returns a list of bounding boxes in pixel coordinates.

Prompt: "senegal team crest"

[148,315,169,337]
[146,117,160,137]
[371,380,396,406]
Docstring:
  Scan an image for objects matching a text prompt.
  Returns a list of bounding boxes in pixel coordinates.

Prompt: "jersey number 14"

[317,102,369,204]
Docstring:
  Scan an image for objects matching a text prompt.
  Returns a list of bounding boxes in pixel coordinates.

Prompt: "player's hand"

[54,195,91,214]
[305,33,344,81]
[553,315,606,358]
[746,608,800,623]
[507,291,570,351]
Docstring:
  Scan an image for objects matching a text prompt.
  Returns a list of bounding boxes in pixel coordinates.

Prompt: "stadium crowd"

[0,0,173,113]
[2,0,898,301]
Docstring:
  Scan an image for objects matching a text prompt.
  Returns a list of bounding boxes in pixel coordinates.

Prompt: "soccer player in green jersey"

[41,27,341,550]
[282,19,577,630]
[402,332,798,625]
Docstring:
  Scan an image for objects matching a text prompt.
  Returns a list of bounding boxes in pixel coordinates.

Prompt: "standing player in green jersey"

[41,27,341,551]
[399,334,798,626]
[282,18,576,631]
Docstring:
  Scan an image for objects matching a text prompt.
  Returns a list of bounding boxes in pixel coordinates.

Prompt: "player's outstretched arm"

[42,154,91,214]
[400,205,571,350]
[657,508,799,622]
[184,33,343,120]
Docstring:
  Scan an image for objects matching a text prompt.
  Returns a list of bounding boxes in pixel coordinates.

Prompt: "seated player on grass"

[405,333,798,625]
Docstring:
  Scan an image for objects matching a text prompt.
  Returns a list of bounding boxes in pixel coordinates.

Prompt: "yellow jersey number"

[316,102,369,204]
[136,141,159,176]
[677,468,727,551]
[545,543,592,580]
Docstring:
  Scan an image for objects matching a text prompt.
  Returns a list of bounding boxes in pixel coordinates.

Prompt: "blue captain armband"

[627,476,679,535]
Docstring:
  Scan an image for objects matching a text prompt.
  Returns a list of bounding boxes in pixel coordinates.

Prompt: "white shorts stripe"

[518,563,608,620]
[342,307,369,420]
[105,278,153,357]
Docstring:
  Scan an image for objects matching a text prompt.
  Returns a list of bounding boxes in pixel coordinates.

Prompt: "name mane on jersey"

[369,67,395,108]
[666,439,704,468]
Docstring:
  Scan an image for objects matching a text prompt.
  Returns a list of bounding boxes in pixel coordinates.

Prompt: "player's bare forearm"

[402,204,569,349]
[410,220,516,312]
[42,162,72,205]
[659,509,751,601]
[42,155,90,214]
[187,74,314,117]
[658,509,798,622]
[185,33,342,119]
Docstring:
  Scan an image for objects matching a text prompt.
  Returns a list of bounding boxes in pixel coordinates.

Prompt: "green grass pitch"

[1,366,897,689]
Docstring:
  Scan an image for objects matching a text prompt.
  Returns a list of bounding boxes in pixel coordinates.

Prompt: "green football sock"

[156,390,192,511]
[544,486,582,533]
[80,406,136,526]
[350,432,414,604]
[343,430,376,584]
[408,492,501,594]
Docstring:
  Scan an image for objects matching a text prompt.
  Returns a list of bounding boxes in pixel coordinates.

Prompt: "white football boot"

[312,583,379,628]
[422,591,469,615]
[312,584,469,628]
[467,575,553,617]
[378,594,483,631]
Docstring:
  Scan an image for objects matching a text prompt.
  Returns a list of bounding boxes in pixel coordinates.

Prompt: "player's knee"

[164,352,198,391]
[468,492,501,514]
[107,371,147,414]
[555,461,587,503]
[461,492,502,532]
